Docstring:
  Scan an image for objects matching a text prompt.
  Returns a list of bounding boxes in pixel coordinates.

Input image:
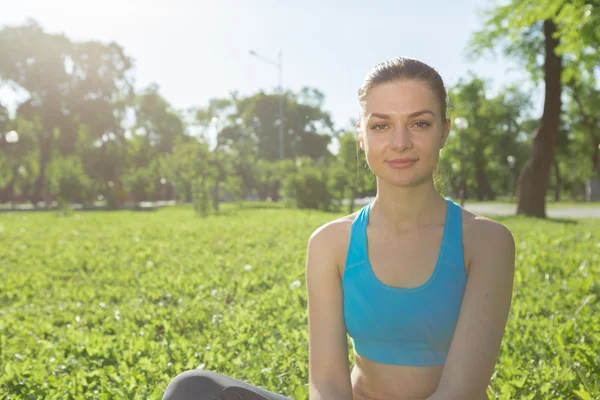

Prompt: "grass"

[0,204,599,399]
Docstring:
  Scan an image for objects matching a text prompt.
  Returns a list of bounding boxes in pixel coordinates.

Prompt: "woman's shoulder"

[307,209,362,278]
[460,207,513,243]
[459,206,515,275]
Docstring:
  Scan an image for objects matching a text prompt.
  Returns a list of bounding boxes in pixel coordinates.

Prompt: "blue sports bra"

[342,197,468,366]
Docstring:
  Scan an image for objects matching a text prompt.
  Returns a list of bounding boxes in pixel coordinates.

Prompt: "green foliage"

[469,0,600,83]
[46,155,92,203]
[0,208,599,398]
[123,161,159,203]
[441,76,534,200]
[166,137,215,203]
[192,177,211,217]
[282,158,331,211]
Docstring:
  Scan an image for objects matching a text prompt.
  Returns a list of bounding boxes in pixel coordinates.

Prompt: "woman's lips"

[386,159,418,168]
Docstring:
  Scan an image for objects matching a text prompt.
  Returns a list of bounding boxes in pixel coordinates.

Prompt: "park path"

[349,198,600,219]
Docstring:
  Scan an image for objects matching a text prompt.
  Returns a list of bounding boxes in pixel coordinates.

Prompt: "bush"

[282,158,331,211]
[47,155,92,204]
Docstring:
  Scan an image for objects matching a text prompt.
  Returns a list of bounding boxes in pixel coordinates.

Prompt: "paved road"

[463,203,600,219]
[349,198,600,219]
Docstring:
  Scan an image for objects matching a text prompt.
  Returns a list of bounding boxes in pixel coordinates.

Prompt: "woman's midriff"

[350,353,444,400]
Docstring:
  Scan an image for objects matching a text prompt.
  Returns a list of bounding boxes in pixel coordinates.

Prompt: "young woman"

[162,56,515,400]
[307,57,515,400]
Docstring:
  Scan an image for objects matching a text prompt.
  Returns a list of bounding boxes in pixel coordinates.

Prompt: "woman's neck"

[370,179,447,232]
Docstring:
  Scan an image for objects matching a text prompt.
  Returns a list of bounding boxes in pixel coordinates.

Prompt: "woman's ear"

[440,118,451,149]
[357,121,365,151]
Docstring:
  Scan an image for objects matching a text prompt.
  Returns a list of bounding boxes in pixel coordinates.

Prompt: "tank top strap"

[346,202,373,267]
[440,198,465,269]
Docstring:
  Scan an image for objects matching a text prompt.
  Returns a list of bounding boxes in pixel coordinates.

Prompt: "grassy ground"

[0,205,598,399]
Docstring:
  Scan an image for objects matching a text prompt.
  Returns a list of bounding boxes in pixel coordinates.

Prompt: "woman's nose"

[390,125,412,151]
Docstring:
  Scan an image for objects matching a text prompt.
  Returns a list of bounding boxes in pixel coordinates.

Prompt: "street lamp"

[453,117,468,207]
[249,49,284,160]
[2,131,20,205]
[5,130,19,144]
[507,155,516,200]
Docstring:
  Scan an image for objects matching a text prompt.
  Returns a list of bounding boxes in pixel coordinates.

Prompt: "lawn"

[1,203,598,399]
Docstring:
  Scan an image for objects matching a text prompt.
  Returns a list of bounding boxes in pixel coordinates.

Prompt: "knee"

[162,370,222,400]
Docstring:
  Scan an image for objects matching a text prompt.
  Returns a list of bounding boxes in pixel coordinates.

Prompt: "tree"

[445,76,533,200]
[236,88,335,162]
[134,84,184,155]
[0,20,134,204]
[0,116,39,203]
[470,0,600,216]
[332,131,371,214]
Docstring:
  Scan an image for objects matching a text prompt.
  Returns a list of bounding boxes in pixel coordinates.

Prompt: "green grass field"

[1,204,599,399]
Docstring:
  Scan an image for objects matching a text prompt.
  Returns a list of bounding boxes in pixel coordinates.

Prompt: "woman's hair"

[357,56,449,121]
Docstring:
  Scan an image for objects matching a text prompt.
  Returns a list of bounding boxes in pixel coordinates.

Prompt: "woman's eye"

[370,123,388,130]
[413,121,431,129]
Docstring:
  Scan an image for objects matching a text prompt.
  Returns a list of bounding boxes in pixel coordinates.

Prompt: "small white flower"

[205,344,211,350]
[49,357,55,363]
[75,316,81,323]
[244,264,252,271]
[98,302,106,309]
[289,280,302,290]
[211,289,218,296]
[146,261,154,267]
[261,368,271,373]
[134,237,140,243]
[197,363,206,370]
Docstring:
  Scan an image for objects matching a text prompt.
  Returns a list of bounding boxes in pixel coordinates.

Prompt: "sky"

[1,0,537,150]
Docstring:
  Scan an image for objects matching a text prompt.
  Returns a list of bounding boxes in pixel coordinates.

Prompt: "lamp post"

[453,118,468,207]
[249,49,284,160]
[2,131,20,205]
[507,155,516,201]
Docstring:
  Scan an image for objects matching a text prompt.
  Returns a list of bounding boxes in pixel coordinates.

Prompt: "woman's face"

[358,79,451,188]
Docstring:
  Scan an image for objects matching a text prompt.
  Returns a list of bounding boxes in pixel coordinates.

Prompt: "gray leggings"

[162,370,293,400]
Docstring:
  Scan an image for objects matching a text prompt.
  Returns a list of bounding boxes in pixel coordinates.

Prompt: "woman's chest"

[366,226,446,289]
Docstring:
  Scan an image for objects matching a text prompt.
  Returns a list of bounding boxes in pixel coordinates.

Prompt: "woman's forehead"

[364,80,439,116]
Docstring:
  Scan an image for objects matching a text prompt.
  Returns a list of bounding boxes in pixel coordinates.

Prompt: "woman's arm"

[427,218,515,400]
[306,223,354,400]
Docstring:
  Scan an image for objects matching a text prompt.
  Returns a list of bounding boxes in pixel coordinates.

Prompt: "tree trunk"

[33,130,54,205]
[517,20,562,217]
[213,147,222,212]
[0,164,18,203]
[474,155,494,201]
[592,134,600,176]
[270,179,281,202]
[554,157,561,202]
[347,184,357,215]
[570,79,600,177]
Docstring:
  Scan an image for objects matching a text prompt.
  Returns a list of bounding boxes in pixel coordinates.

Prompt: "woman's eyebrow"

[367,109,435,119]
[408,109,435,118]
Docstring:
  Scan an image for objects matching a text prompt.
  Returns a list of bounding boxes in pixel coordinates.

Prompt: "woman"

[307,57,515,400]
[162,56,515,400]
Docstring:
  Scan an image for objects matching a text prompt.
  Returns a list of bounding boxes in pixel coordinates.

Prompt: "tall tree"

[236,88,335,162]
[470,0,600,216]
[0,20,134,204]
[445,76,533,200]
